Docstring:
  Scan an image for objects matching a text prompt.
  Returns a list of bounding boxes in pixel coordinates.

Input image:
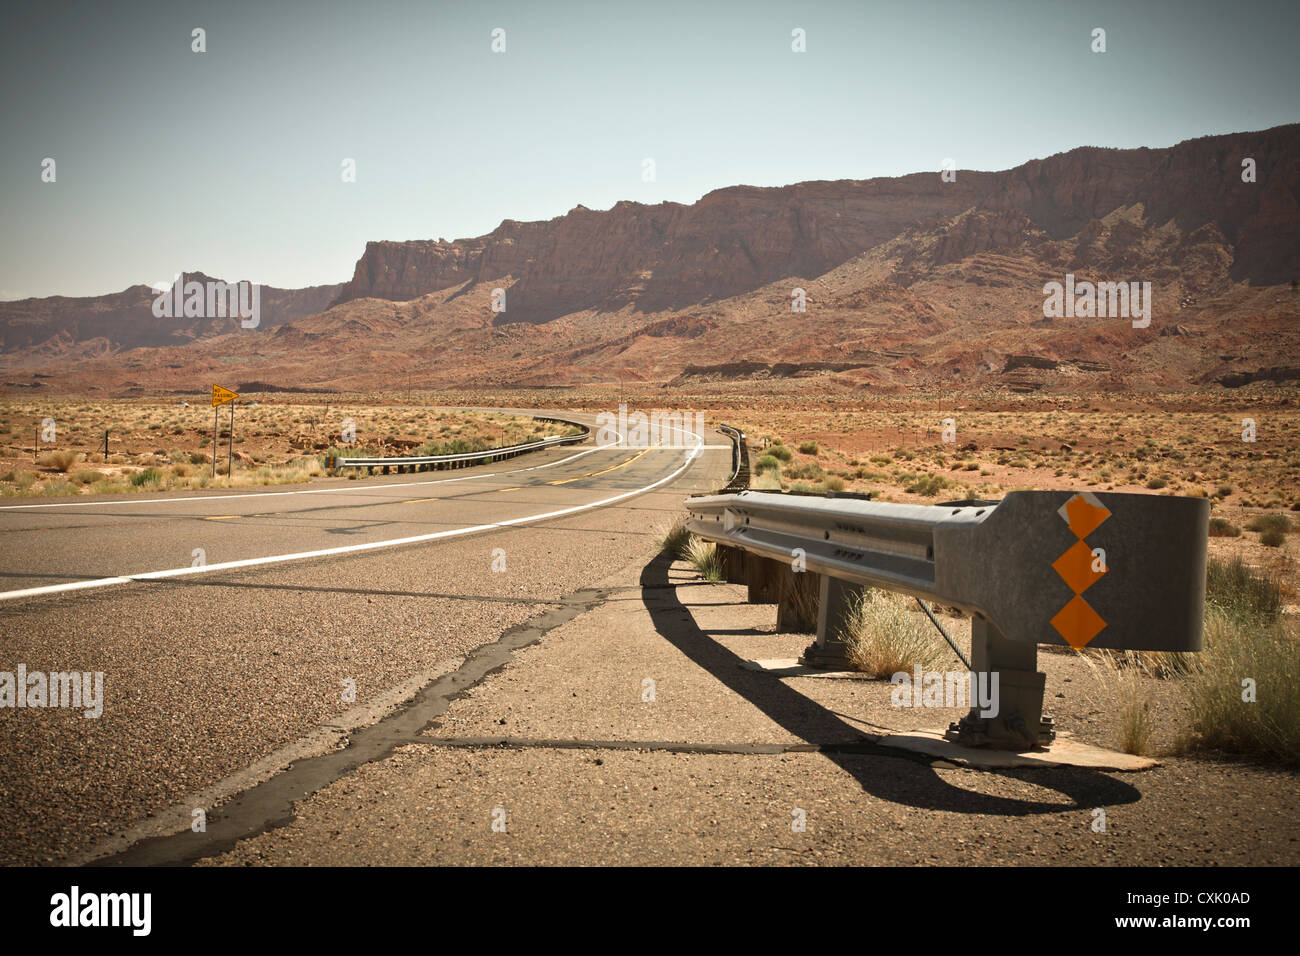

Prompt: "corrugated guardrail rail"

[718,423,750,492]
[330,417,590,474]
[684,488,1209,750]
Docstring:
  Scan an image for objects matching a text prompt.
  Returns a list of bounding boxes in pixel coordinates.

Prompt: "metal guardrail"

[329,417,590,473]
[684,488,1209,750]
[718,424,750,492]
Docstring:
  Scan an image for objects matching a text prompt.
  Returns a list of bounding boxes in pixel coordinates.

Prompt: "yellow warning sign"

[211,385,239,407]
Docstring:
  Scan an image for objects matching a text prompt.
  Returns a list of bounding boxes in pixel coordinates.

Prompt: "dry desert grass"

[0,398,573,498]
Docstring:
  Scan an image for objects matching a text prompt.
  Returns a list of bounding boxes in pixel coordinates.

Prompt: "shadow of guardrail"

[638,551,1141,816]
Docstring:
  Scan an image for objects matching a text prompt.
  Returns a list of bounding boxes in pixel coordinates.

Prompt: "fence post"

[718,545,746,584]
[777,568,820,632]
[745,556,782,604]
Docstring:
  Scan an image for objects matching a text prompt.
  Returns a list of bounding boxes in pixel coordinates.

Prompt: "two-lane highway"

[0,408,731,864]
[0,411,715,600]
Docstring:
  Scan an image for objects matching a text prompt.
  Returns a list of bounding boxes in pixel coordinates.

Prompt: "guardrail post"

[718,545,746,584]
[745,556,782,603]
[799,576,862,669]
[947,618,1052,749]
[777,569,820,632]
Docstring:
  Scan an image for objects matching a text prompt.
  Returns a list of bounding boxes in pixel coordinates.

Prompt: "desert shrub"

[906,473,952,497]
[823,475,846,492]
[1246,514,1290,535]
[1208,517,1241,537]
[683,535,722,583]
[1111,660,1155,755]
[754,454,781,475]
[130,467,161,487]
[416,437,489,457]
[1260,529,1286,548]
[1217,484,1233,497]
[72,470,104,485]
[1205,556,1281,625]
[1181,609,1299,765]
[840,590,947,678]
[783,461,823,481]
[768,444,793,463]
[797,440,819,455]
[40,480,77,496]
[38,449,80,472]
[1146,476,1168,490]
[660,518,691,559]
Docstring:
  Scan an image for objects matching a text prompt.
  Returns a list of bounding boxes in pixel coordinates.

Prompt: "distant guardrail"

[328,417,590,474]
[718,424,750,492]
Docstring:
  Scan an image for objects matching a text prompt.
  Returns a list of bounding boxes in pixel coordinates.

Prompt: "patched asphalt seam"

[404,735,900,757]
[95,586,612,867]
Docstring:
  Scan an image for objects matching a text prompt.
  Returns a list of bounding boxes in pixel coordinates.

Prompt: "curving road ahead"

[0,409,731,864]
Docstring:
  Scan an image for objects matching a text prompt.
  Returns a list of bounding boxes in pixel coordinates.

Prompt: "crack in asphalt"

[95,586,613,867]
[403,735,905,757]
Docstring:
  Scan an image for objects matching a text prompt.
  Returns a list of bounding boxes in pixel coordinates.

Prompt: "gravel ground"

[202,746,1298,866]
[203,559,1300,866]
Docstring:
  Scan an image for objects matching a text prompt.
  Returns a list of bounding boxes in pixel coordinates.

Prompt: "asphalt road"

[0,409,732,864]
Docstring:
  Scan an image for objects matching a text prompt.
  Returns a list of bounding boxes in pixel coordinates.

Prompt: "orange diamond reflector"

[1060,493,1111,540]
[1052,538,1107,595]
[1051,594,1107,649]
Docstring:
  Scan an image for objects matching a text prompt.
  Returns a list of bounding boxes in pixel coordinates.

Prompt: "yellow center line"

[199,446,662,515]
[546,446,652,486]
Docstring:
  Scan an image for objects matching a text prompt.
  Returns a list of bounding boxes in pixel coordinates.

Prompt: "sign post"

[211,385,239,479]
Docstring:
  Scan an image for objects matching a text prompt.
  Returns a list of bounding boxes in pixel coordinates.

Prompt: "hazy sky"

[2,0,1297,299]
